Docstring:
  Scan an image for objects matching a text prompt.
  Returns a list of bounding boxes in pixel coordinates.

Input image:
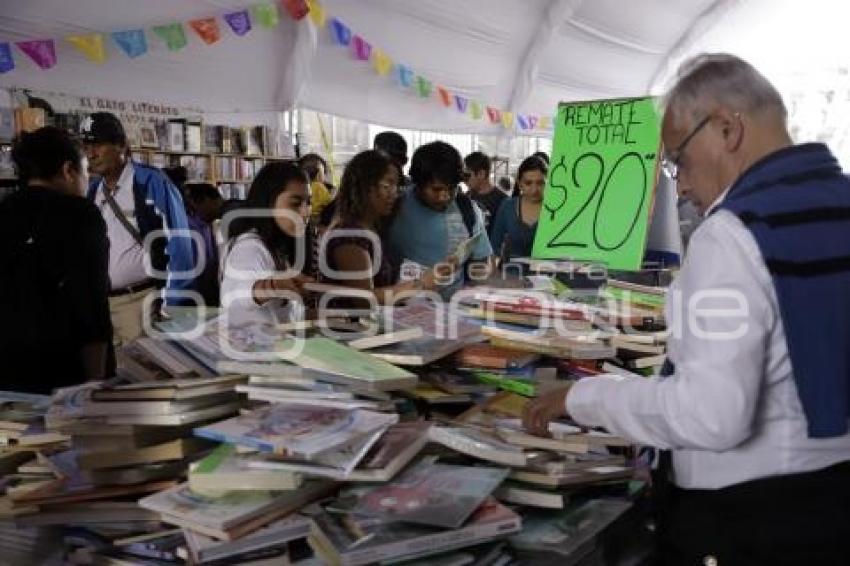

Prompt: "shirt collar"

[99,160,135,196]
[704,185,732,216]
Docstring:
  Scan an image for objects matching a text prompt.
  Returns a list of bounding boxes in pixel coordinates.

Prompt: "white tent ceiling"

[0,0,835,134]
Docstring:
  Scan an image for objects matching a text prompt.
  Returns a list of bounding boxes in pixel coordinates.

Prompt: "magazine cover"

[354,460,508,528]
[194,403,398,459]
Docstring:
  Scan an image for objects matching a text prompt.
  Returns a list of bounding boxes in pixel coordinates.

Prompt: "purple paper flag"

[0,43,14,73]
[329,18,351,46]
[16,39,56,70]
[397,65,414,88]
[454,95,469,114]
[111,30,147,58]
[528,115,539,130]
[352,35,371,61]
[224,11,252,36]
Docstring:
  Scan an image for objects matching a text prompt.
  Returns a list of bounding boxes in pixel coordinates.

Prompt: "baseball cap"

[80,112,127,145]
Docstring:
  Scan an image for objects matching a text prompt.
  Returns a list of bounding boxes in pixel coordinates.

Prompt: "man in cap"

[82,112,195,345]
[524,53,850,564]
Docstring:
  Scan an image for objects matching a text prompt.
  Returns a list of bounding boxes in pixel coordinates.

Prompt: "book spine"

[472,372,536,397]
[342,518,521,565]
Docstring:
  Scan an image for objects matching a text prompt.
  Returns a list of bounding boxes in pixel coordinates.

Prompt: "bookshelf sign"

[10,88,202,125]
[531,96,662,271]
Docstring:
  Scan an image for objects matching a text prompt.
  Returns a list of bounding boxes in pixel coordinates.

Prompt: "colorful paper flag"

[470,100,483,120]
[539,116,551,130]
[153,23,187,52]
[66,33,106,64]
[397,64,414,88]
[16,39,57,70]
[502,111,514,129]
[329,18,351,46]
[252,3,280,28]
[0,43,14,73]
[415,76,432,98]
[190,18,221,45]
[517,114,530,130]
[112,30,147,58]
[454,95,469,114]
[224,11,252,36]
[306,0,327,27]
[486,106,501,124]
[528,115,539,130]
[437,87,452,107]
[282,0,309,21]
[352,35,371,61]
[372,48,393,76]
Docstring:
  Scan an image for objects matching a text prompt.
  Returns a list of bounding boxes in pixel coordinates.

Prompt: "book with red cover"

[454,344,540,370]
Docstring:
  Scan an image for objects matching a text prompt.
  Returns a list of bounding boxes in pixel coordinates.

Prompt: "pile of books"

[0,275,669,563]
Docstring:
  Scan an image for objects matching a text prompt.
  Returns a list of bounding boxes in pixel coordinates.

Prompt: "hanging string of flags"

[0,1,308,72]
[0,0,552,133]
[305,0,552,132]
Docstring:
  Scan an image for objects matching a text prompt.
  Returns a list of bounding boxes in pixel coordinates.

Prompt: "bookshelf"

[130,148,292,200]
[0,109,297,201]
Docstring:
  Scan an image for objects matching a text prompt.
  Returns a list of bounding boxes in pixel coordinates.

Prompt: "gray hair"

[663,53,787,124]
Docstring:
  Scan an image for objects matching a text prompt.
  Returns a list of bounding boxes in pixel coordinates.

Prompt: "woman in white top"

[220,161,313,323]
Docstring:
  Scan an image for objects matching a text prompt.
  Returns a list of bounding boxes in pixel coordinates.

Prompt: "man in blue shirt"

[82,112,195,345]
[388,141,493,294]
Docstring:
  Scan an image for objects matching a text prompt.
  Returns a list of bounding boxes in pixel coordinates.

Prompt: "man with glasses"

[388,141,493,293]
[524,53,850,564]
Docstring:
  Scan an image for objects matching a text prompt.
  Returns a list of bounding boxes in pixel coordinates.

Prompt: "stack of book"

[423,392,635,511]
[6,378,244,520]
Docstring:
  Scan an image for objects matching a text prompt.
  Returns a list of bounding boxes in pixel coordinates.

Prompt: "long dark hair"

[513,155,548,197]
[226,161,309,270]
[337,150,394,225]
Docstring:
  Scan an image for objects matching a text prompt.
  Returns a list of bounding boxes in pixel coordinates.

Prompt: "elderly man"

[83,112,195,345]
[524,54,850,564]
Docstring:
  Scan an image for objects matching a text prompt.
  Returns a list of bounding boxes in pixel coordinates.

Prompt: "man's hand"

[522,384,573,437]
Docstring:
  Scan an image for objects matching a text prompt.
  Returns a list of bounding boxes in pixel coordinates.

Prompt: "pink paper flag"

[352,35,371,61]
[16,39,57,70]
[486,107,501,124]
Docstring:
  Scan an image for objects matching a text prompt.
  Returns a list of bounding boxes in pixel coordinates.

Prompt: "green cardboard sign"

[531,97,662,271]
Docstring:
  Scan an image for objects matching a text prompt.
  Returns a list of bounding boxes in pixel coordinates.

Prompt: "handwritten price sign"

[531,97,662,271]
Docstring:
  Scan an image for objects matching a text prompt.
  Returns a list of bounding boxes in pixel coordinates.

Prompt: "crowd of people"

[0,112,547,391]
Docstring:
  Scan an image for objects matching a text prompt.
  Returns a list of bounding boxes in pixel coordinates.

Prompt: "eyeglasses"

[661,115,711,180]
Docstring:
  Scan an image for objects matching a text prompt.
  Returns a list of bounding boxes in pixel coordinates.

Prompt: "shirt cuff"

[566,375,624,428]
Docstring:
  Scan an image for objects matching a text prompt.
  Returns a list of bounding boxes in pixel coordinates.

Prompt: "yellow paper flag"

[67,33,106,64]
[372,48,393,76]
[307,0,327,27]
[502,111,514,129]
[538,116,551,130]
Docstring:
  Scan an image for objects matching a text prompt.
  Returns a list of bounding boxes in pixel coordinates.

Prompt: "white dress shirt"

[95,161,148,290]
[567,195,850,489]
[220,232,299,324]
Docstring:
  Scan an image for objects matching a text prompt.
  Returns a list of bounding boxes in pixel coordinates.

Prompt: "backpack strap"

[455,192,477,236]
